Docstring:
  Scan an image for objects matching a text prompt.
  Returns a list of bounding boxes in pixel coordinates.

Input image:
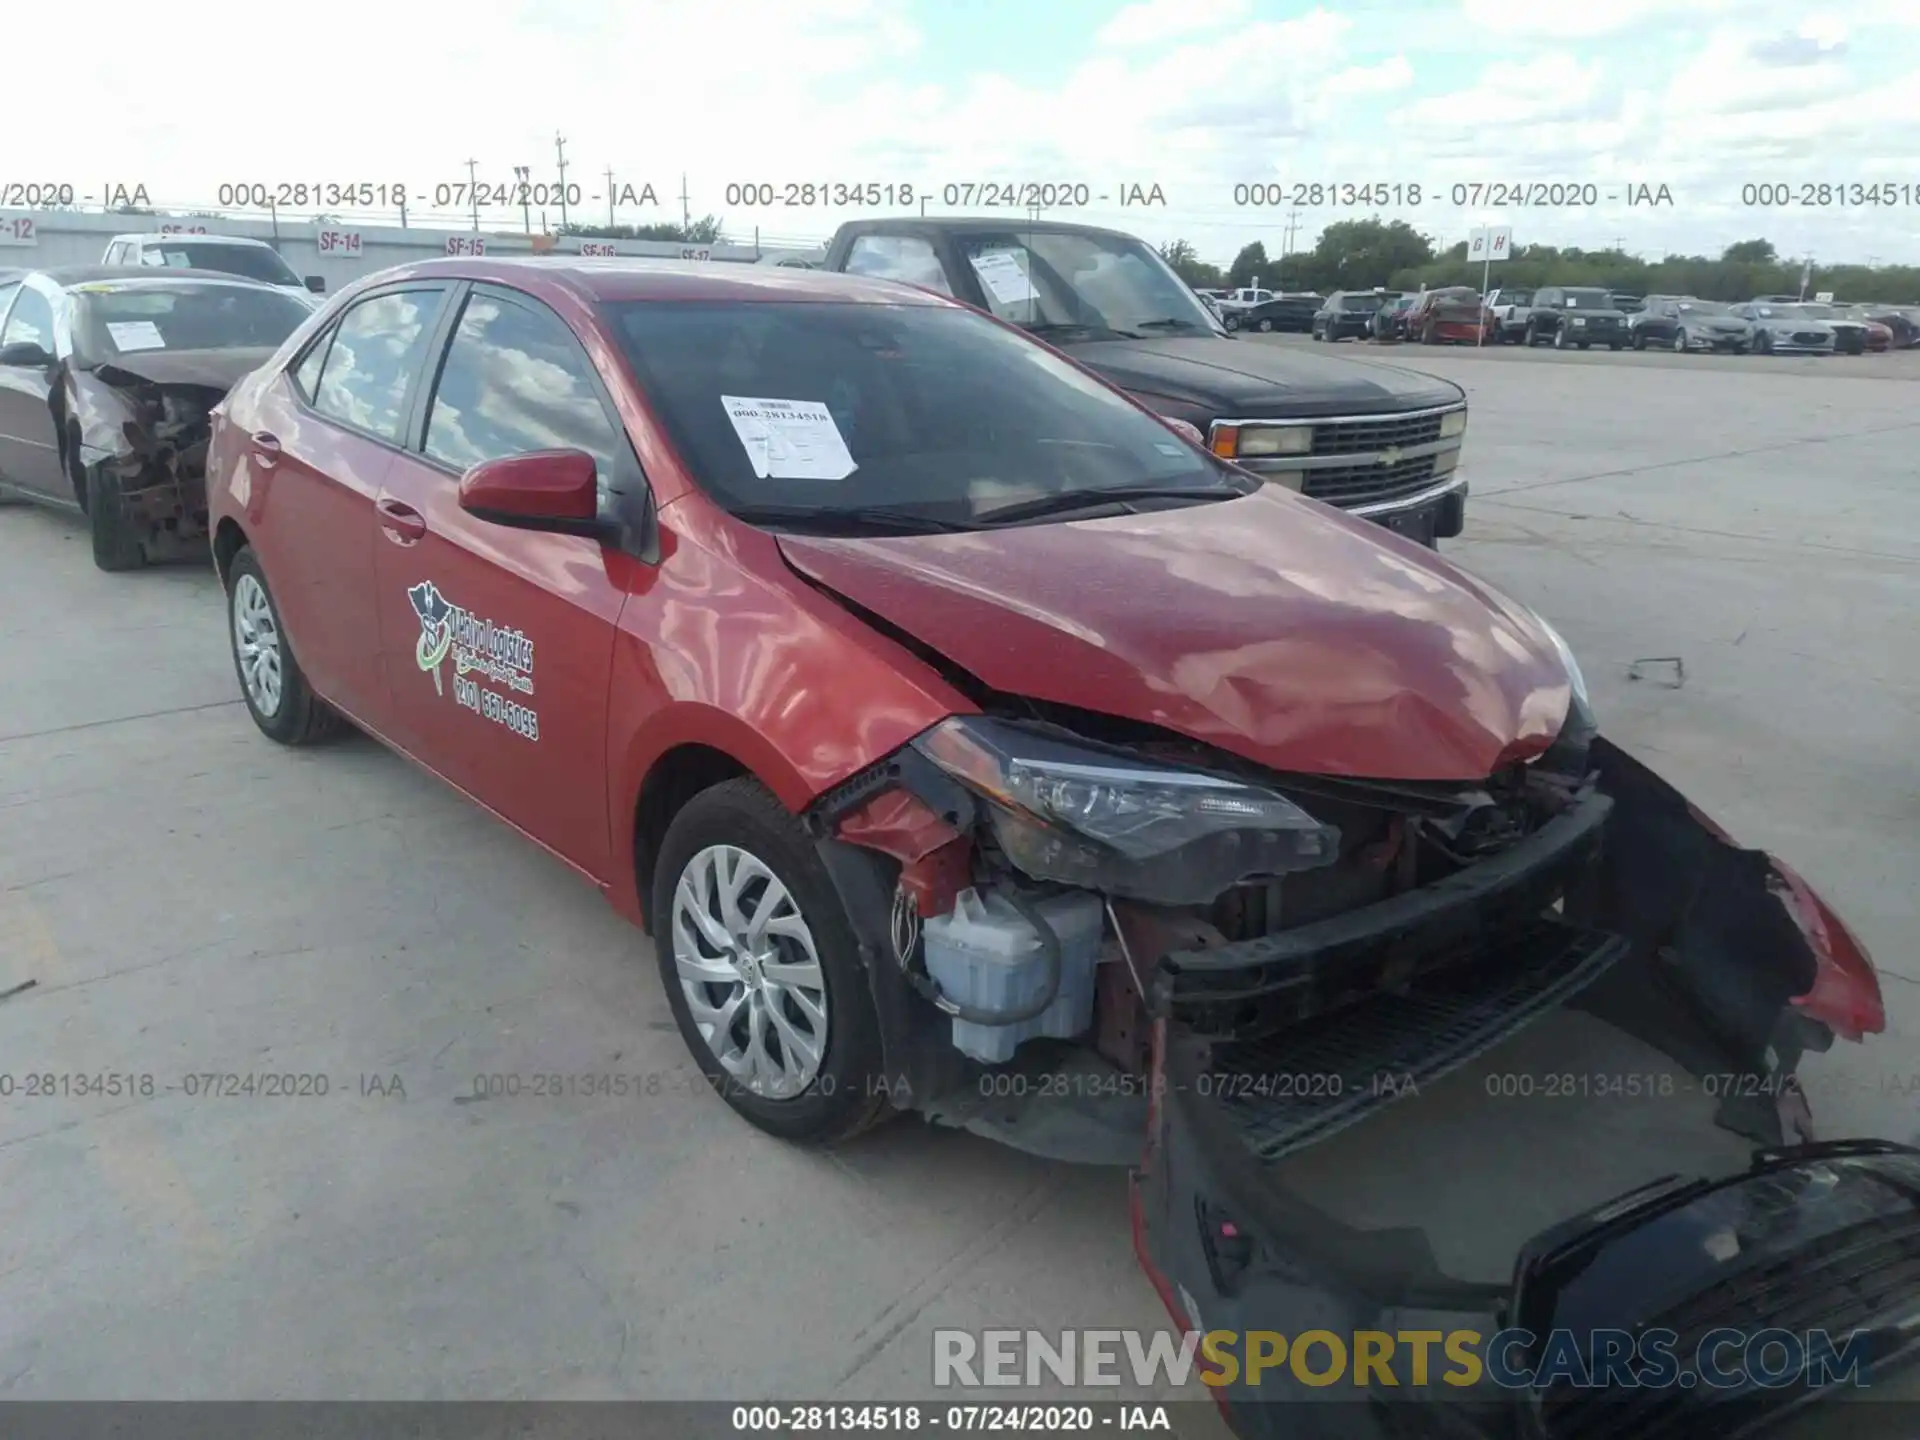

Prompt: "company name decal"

[408,581,540,742]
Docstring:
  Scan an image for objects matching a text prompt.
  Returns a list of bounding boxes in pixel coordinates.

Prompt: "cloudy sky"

[12,0,1920,264]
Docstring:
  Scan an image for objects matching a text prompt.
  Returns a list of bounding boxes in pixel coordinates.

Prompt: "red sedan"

[203,257,1901,1436]
[1406,285,1493,343]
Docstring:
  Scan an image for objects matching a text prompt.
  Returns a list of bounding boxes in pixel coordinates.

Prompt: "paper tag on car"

[106,321,167,351]
[721,396,857,481]
[969,250,1038,307]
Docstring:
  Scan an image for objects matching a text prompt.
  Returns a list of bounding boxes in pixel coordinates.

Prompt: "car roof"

[111,232,276,248]
[31,264,290,290]
[359,256,955,306]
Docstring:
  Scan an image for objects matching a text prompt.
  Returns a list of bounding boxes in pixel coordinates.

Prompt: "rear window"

[1338,294,1387,311]
[144,242,301,287]
[72,283,310,357]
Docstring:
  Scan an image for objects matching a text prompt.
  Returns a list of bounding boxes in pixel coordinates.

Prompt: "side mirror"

[0,340,53,369]
[304,276,326,293]
[458,449,609,538]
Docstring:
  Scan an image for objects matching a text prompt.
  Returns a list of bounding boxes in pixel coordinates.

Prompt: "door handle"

[249,431,282,468]
[376,497,427,543]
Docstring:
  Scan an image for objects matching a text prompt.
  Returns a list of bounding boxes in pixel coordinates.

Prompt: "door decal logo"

[408,582,455,695]
[405,581,541,742]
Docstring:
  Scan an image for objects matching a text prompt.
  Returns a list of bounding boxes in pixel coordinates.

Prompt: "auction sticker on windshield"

[721,396,858,480]
[106,321,166,351]
[969,250,1039,307]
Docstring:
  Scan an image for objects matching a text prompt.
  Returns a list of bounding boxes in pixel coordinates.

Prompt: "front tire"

[1256,317,1272,332]
[1526,321,1540,347]
[653,778,889,1145]
[1672,330,1686,353]
[226,546,341,745]
[85,463,146,572]
[1554,326,1569,349]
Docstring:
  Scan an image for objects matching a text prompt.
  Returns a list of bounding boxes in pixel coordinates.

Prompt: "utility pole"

[679,173,691,231]
[605,166,617,227]
[514,165,532,234]
[1281,207,1301,288]
[466,158,480,232]
[555,134,570,228]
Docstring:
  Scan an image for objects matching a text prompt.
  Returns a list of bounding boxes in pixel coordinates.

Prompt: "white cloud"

[1096,0,1251,47]
[1457,0,1735,39]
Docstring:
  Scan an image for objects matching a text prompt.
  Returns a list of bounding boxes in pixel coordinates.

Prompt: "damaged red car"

[204,259,1903,1438]
[0,266,311,569]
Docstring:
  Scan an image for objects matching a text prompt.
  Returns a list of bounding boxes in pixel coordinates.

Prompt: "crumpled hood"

[779,488,1574,781]
[91,346,275,393]
[1062,335,1461,418]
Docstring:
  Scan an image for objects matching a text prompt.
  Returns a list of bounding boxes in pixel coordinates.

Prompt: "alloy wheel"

[231,573,284,717]
[1673,330,1686,352]
[670,844,829,1099]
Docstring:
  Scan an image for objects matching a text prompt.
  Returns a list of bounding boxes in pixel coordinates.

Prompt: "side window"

[0,282,19,329]
[311,289,443,442]
[842,235,953,295]
[422,290,631,491]
[0,287,54,350]
[104,243,125,264]
[291,326,334,402]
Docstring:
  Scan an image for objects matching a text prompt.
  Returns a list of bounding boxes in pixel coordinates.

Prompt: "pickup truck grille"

[1310,411,1447,456]
[1304,453,1439,506]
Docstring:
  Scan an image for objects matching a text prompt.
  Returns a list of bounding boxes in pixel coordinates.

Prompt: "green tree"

[1299,219,1435,291]
[1158,239,1223,287]
[561,214,725,244]
[1227,241,1271,289]
[1721,239,1777,265]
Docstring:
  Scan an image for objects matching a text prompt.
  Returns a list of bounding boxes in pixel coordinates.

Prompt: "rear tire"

[226,546,341,745]
[652,777,891,1145]
[1526,321,1540,347]
[85,463,146,572]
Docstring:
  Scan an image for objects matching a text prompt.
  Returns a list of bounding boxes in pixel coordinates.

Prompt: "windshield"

[146,242,302,287]
[1676,300,1731,316]
[949,230,1220,338]
[73,283,311,358]
[1562,290,1614,308]
[607,300,1227,527]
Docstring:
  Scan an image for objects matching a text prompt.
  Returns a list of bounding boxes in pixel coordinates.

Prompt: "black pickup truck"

[821,217,1471,546]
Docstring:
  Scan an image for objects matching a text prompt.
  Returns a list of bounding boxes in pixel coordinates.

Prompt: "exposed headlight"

[1218,424,1313,458]
[1438,408,1468,439]
[912,716,1340,904]
[1529,614,1598,777]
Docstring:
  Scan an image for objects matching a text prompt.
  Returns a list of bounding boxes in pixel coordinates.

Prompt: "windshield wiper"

[974,481,1251,527]
[1019,320,1126,342]
[725,503,981,535]
[1129,318,1207,331]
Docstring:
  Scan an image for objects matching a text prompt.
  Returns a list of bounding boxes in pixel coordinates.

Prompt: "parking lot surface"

[2,342,1916,1408]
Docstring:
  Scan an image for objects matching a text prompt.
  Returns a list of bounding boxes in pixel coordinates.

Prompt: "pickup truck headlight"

[1438,408,1467,439]
[1213,424,1312,459]
[911,716,1340,904]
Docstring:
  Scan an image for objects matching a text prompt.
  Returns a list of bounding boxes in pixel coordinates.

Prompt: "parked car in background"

[1862,305,1920,348]
[1522,287,1630,350]
[1784,302,1874,354]
[101,233,326,308]
[1405,286,1492,344]
[1819,304,1894,352]
[1312,289,1396,342]
[1608,292,1645,314]
[1233,293,1322,333]
[1216,286,1275,319]
[0,266,311,569]
[825,219,1469,543]
[1484,287,1534,343]
[1369,293,1418,341]
[1631,297,1752,353]
[1729,302,1836,355]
